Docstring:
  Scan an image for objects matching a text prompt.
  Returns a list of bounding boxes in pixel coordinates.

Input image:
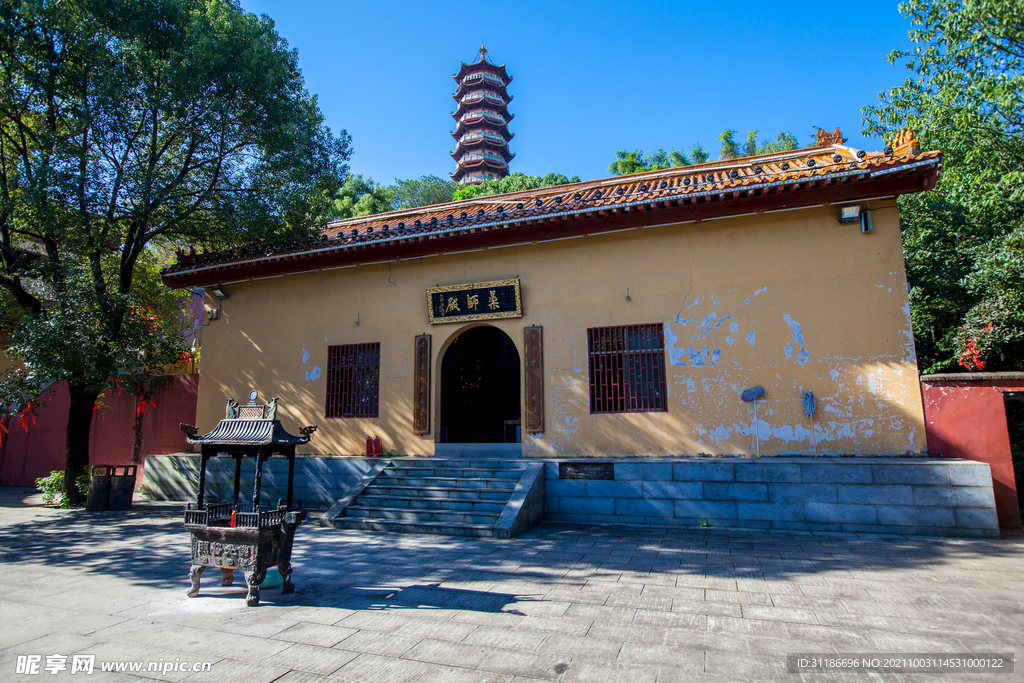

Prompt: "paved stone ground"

[1,486,1022,683]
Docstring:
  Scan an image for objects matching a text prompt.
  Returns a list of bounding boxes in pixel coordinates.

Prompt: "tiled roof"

[162,130,941,287]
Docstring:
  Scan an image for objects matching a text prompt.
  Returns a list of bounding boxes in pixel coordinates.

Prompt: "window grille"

[587,324,667,414]
[326,343,380,418]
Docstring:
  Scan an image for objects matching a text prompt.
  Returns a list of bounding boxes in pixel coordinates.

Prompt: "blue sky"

[239,0,915,184]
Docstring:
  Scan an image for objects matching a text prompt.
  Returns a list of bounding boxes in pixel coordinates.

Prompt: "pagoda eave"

[453,84,511,100]
[457,158,509,171]
[453,62,511,82]
[453,102,511,119]
[451,148,514,162]
[453,117,513,137]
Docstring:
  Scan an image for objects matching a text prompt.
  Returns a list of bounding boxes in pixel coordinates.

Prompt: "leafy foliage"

[608,146,708,176]
[36,467,90,508]
[330,175,392,219]
[0,0,350,502]
[608,129,799,175]
[718,129,801,160]
[389,175,457,210]
[863,0,1024,371]
[451,172,580,201]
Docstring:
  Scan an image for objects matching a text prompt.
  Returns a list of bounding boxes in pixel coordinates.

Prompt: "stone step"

[364,485,511,501]
[391,459,528,470]
[344,505,500,525]
[331,517,497,537]
[353,495,506,513]
[379,467,523,479]
[374,476,517,490]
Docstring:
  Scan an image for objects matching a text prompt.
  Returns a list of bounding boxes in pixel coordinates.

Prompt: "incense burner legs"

[244,568,266,607]
[279,561,294,594]
[187,565,205,598]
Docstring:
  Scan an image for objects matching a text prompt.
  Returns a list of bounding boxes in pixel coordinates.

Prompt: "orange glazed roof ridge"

[162,130,940,288]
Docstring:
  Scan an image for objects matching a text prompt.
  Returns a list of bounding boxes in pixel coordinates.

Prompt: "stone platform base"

[143,455,999,538]
[544,457,999,538]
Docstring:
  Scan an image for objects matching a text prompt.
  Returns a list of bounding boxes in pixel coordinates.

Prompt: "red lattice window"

[588,324,667,414]
[326,343,380,418]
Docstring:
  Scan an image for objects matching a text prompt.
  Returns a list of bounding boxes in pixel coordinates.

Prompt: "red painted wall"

[0,374,198,488]
[921,376,1023,529]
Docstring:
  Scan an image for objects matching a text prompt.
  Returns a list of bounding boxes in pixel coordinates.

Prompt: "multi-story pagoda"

[451,45,514,184]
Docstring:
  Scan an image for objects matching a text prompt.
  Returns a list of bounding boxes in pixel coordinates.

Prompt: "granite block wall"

[142,454,375,510]
[544,457,999,539]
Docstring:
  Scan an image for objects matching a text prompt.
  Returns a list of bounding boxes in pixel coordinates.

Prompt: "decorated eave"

[451,120,513,141]
[453,99,511,120]
[453,60,510,83]
[451,142,514,162]
[452,136,512,153]
[162,129,941,289]
[453,156,510,172]
[453,114,513,137]
[453,82,510,100]
[186,419,312,447]
[451,160,509,183]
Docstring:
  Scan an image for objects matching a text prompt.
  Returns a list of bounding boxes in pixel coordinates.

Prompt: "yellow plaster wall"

[195,199,926,457]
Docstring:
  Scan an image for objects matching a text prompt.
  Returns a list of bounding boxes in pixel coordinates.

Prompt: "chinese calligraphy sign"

[427,278,522,324]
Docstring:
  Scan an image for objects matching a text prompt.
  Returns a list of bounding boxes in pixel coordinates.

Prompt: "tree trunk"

[65,385,101,506]
[131,400,145,466]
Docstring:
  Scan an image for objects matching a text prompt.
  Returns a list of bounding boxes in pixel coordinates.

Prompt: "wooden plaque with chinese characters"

[413,334,431,434]
[426,278,522,324]
[524,325,543,434]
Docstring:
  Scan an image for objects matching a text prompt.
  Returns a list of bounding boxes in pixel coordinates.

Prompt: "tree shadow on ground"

[1,485,1022,612]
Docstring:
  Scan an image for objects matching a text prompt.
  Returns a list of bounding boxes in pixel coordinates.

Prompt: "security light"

[838,205,861,224]
[210,286,229,300]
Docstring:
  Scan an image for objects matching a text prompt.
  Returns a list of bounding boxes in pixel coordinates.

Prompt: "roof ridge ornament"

[816,127,845,148]
[885,129,920,155]
[479,43,487,63]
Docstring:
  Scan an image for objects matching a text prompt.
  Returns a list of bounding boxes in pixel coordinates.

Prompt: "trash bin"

[86,465,137,511]
[108,465,136,510]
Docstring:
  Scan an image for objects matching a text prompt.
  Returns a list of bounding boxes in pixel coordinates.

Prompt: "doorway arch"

[439,325,521,445]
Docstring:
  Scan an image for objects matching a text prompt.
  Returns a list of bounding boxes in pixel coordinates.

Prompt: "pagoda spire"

[450,48,514,185]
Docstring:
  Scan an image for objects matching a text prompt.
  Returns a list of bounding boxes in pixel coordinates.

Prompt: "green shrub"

[36,467,91,507]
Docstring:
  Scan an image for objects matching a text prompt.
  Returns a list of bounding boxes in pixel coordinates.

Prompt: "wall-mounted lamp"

[860,209,873,233]
[207,285,228,321]
[838,204,861,224]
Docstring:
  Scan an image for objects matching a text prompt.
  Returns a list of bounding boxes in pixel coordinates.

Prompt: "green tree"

[607,146,708,176]
[330,174,391,219]
[863,0,1024,371]
[388,175,457,210]
[721,129,800,160]
[0,0,350,503]
[718,130,740,160]
[451,172,580,201]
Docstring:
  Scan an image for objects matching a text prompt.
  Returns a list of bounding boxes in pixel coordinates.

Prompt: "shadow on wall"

[529,358,925,458]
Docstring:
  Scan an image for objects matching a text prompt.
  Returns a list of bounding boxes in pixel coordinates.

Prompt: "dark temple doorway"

[440,326,521,444]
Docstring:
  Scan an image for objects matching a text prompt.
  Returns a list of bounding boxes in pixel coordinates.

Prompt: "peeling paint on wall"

[782,314,810,366]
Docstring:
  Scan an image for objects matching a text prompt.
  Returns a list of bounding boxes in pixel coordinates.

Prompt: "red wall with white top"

[921,376,1023,529]
[0,375,198,488]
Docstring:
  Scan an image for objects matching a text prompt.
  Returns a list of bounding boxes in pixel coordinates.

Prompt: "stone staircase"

[322,458,544,538]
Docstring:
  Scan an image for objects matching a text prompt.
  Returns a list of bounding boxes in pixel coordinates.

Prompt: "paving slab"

[1,486,1022,683]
